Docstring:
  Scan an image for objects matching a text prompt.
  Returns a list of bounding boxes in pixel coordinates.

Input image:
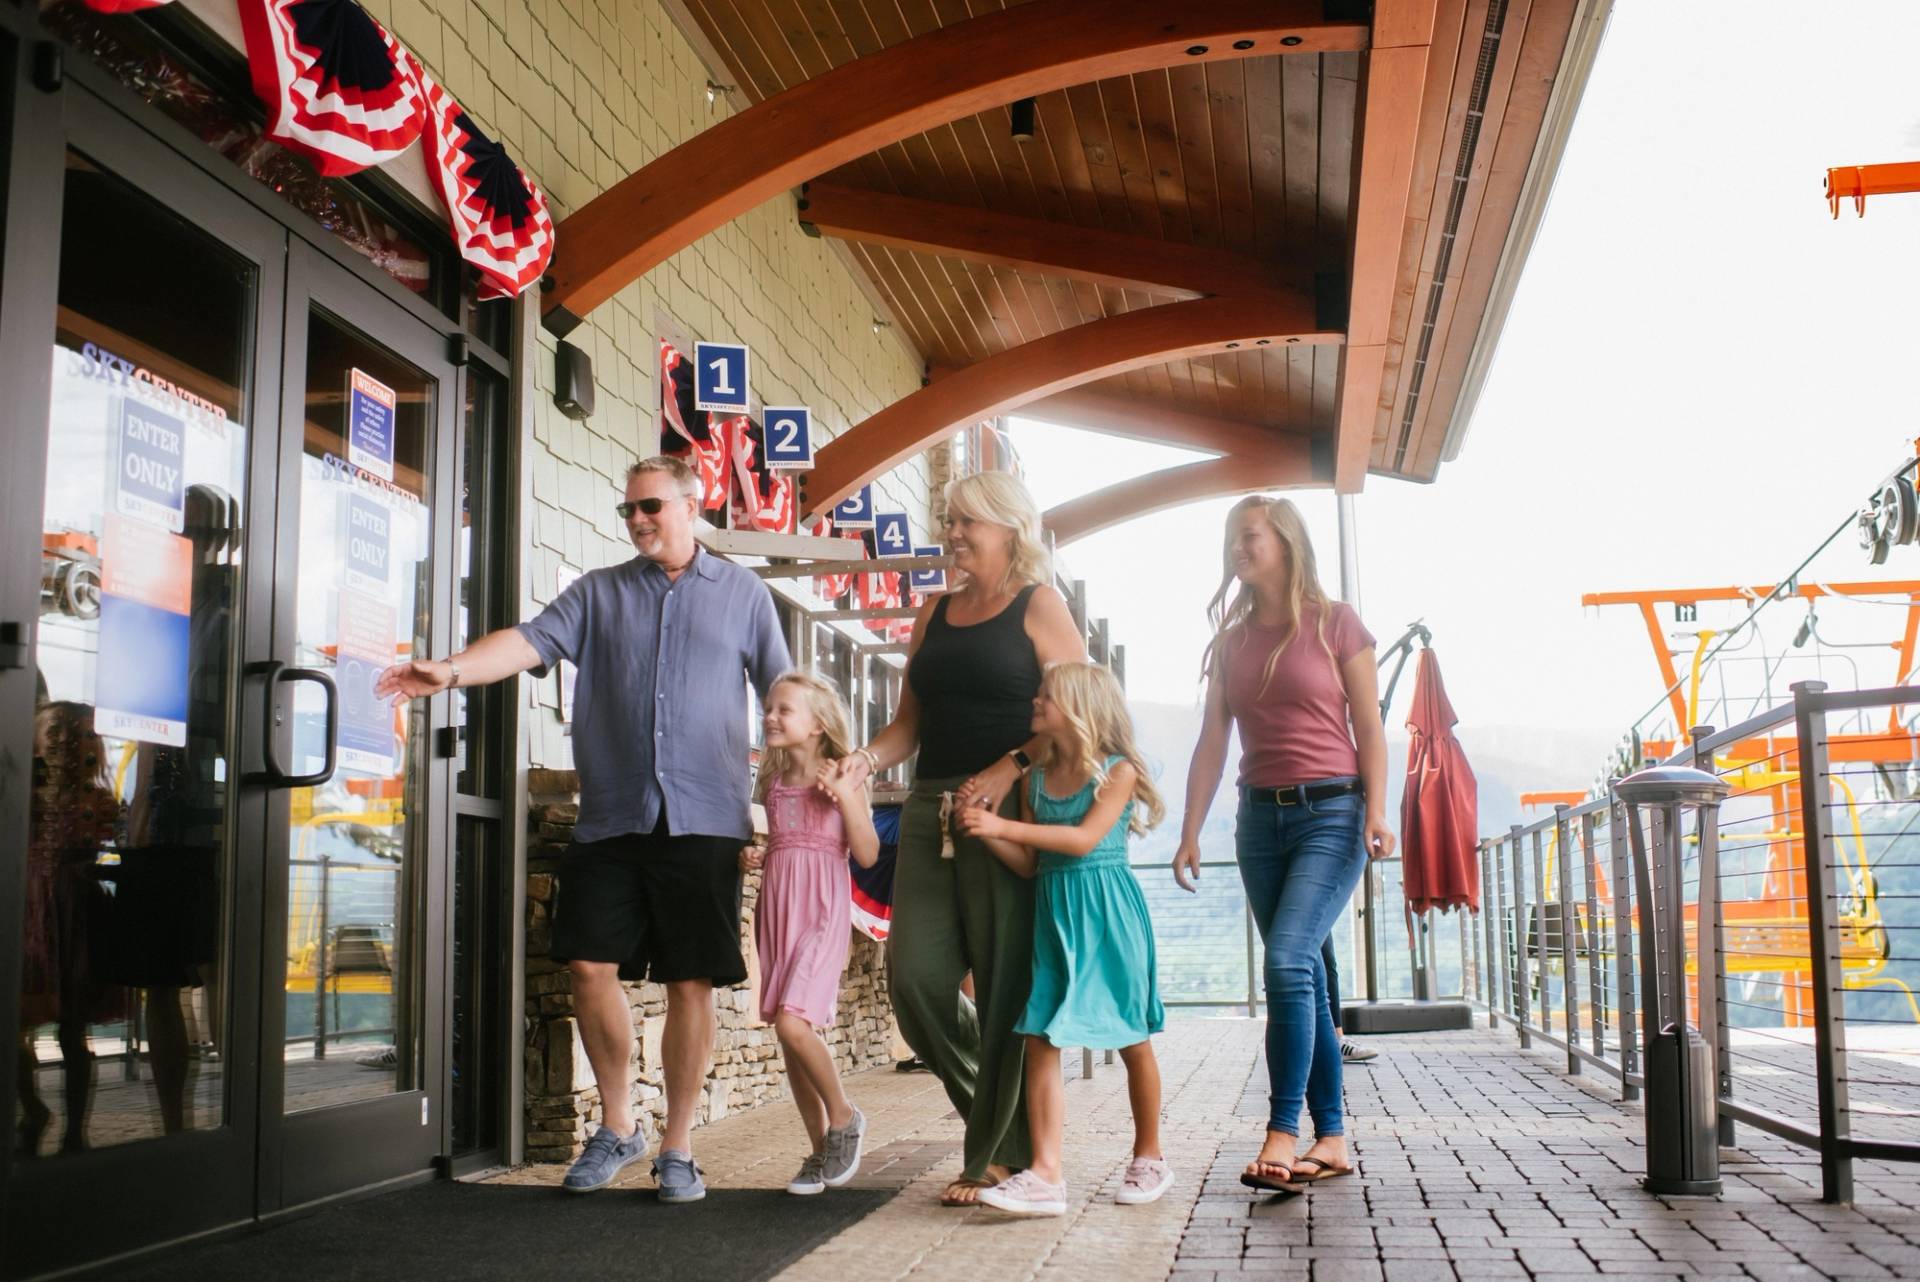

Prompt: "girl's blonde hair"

[944,470,1050,594]
[756,671,857,801]
[1035,662,1164,835]
[1199,495,1340,697]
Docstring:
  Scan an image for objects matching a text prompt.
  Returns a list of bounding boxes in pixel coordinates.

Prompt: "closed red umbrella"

[1399,647,1480,913]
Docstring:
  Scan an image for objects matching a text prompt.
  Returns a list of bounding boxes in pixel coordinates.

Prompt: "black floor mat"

[122,1181,892,1281]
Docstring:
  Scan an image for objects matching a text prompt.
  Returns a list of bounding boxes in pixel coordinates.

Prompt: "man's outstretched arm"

[375,627,543,701]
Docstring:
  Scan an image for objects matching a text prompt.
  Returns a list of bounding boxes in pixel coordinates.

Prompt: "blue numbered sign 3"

[693,341,750,414]
[832,484,875,529]
[909,545,948,594]
[874,511,912,558]
[762,406,813,469]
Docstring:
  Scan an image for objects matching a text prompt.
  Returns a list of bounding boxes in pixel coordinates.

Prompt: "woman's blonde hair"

[35,700,109,797]
[944,470,1050,593]
[1034,662,1164,835]
[755,671,857,801]
[1199,495,1340,696]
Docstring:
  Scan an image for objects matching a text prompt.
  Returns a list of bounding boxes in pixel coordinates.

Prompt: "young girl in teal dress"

[957,661,1170,1216]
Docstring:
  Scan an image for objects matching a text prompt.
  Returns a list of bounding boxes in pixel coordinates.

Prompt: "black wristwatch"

[1008,748,1033,774]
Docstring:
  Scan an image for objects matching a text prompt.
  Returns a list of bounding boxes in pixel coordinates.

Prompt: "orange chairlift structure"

[1567,580,1920,1026]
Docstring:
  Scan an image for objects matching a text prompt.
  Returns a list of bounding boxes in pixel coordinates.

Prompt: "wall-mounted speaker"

[554,339,595,420]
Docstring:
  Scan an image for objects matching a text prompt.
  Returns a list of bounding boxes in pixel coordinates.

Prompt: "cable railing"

[1472,680,1920,1202]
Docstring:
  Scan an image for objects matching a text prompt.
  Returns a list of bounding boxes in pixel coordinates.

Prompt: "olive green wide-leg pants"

[887,775,1036,1180]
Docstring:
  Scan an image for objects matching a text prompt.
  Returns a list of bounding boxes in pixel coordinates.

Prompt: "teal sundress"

[1013,758,1166,1050]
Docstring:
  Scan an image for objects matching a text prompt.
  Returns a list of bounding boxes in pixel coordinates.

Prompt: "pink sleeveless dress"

[755,777,852,1027]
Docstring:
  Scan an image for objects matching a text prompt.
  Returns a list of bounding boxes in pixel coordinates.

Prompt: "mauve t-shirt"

[1221,602,1376,787]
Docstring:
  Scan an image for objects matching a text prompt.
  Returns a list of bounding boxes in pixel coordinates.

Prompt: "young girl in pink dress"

[746,672,881,1195]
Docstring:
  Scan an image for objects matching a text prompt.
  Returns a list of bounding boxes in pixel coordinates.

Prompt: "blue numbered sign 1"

[874,511,912,558]
[761,407,813,469]
[909,545,948,594]
[831,485,875,529]
[693,341,750,413]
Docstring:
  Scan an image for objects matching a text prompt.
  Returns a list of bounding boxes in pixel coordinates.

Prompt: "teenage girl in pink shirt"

[1172,497,1395,1192]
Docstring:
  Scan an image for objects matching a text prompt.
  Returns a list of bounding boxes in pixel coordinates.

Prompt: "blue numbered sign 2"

[909,545,948,594]
[874,511,912,558]
[762,407,813,469]
[693,341,750,413]
[831,484,875,529]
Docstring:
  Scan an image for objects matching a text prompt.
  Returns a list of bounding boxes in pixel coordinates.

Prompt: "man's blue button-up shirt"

[517,545,789,843]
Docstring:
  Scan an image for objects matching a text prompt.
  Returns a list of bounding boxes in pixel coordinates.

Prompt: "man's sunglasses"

[614,497,671,520]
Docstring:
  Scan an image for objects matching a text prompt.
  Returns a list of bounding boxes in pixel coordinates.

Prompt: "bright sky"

[1013,0,1920,741]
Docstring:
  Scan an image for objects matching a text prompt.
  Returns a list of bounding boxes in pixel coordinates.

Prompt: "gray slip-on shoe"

[787,1152,827,1196]
[819,1104,866,1188]
[562,1124,647,1193]
[653,1149,706,1203]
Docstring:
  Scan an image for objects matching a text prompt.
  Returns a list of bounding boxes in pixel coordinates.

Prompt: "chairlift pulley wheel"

[1877,476,1919,547]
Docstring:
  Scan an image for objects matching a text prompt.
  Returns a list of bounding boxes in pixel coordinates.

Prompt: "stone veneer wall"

[521,770,895,1163]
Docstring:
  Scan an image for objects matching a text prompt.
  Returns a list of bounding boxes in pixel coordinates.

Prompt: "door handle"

[246,660,339,787]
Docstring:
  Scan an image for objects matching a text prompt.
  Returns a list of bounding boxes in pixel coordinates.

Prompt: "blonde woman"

[958,662,1173,1214]
[743,672,880,1195]
[1172,497,1394,1193]
[835,470,1086,1206]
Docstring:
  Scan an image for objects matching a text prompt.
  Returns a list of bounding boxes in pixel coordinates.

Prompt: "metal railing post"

[1692,725,1737,1148]
[1582,811,1606,1064]
[1491,835,1511,1032]
[1556,805,1579,1074]
[1793,680,1854,1204]
[314,856,331,1059]
[1513,824,1532,1045]
[1611,802,1640,1101]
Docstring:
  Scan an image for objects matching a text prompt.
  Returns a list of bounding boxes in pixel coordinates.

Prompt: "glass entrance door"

[3,91,285,1277]
[264,241,455,1207]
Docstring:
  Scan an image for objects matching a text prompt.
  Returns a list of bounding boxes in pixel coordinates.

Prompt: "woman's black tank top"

[908,584,1043,778]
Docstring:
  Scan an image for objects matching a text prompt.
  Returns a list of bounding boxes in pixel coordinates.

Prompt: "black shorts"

[550,824,747,985]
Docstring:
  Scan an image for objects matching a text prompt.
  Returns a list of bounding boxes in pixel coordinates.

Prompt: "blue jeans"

[1236,783,1368,1138]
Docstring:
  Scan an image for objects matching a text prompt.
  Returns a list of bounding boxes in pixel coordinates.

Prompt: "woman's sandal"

[1288,1155,1355,1182]
[1238,1158,1303,1194]
[940,1177,995,1206]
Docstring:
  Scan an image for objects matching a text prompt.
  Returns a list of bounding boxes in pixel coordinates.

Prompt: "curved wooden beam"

[1016,388,1286,458]
[542,1,1369,333]
[1044,450,1316,546]
[800,183,1311,301]
[799,294,1341,519]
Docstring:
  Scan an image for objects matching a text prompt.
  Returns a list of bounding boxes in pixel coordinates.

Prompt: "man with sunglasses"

[376,455,788,1204]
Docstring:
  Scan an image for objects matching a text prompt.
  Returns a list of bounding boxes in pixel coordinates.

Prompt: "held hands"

[954,805,1010,841]
[374,659,451,704]
[833,751,875,791]
[1172,838,1204,893]
[1365,814,1397,861]
[955,755,1019,812]
[739,846,765,873]
[814,760,859,806]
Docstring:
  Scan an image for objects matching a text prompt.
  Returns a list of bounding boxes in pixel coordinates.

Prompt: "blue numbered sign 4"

[874,511,912,558]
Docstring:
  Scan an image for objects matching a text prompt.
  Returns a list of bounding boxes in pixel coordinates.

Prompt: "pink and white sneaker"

[977,1168,1068,1216]
[1115,1157,1174,1205]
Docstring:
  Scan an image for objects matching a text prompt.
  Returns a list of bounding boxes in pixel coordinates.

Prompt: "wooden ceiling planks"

[653,0,1584,499]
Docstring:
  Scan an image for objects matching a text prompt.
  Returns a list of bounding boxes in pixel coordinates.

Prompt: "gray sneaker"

[562,1123,647,1193]
[653,1149,706,1203]
[787,1151,827,1196]
[819,1104,866,1188]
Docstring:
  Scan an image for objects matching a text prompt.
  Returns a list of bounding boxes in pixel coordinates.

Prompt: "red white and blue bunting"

[81,0,177,13]
[419,73,555,299]
[237,0,425,178]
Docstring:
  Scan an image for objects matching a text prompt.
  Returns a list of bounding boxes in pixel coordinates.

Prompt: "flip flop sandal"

[940,1177,994,1207]
[1288,1156,1355,1182]
[1238,1160,1304,1194]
